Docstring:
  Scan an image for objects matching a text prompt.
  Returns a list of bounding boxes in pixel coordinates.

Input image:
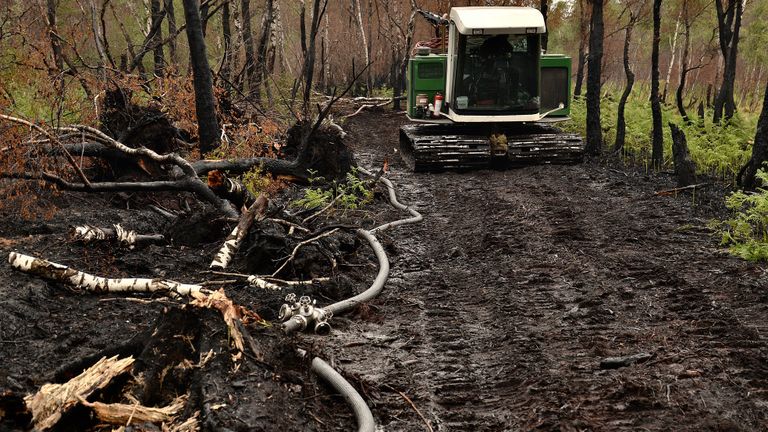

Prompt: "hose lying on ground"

[282,165,424,431]
[311,357,375,432]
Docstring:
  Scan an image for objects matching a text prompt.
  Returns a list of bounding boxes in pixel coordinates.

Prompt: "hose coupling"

[278,295,334,335]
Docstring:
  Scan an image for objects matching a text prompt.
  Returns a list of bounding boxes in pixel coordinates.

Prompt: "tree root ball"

[283,120,356,181]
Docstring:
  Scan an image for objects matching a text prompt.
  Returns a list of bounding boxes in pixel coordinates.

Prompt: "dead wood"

[343,99,393,119]
[79,394,186,425]
[8,252,204,296]
[24,356,134,430]
[189,289,266,362]
[655,182,711,196]
[207,170,257,210]
[599,352,653,369]
[0,114,92,188]
[669,122,698,187]
[271,228,340,277]
[210,194,269,269]
[72,224,165,248]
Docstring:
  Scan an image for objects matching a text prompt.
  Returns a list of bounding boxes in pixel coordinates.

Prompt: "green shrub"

[715,169,768,261]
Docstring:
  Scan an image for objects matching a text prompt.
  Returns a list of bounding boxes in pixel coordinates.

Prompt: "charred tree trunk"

[46,0,64,73]
[255,0,275,103]
[574,0,588,97]
[151,0,165,77]
[241,0,258,97]
[614,10,637,154]
[164,0,178,65]
[540,0,548,52]
[676,0,692,124]
[182,0,220,154]
[585,0,603,156]
[302,0,325,107]
[46,0,93,98]
[740,82,768,189]
[713,0,743,123]
[669,123,697,187]
[200,1,210,36]
[651,0,664,169]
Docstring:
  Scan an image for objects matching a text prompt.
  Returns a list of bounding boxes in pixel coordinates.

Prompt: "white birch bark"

[9,252,202,295]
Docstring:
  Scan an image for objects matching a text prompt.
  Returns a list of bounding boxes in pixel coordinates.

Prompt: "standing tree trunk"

[613,9,637,154]
[574,0,589,97]
[662,12,681,103]
[221,1,232,85]
[301,0,326,107]
[740,81,768,189]
[540,0,549,52]
[585,0,603,156]
[151,0,165,77]
[182,0,220,154]
[241,0,258,98]
[322,11,330,93]
[394,2,417,111]
[164,0,178,66]
[46,0,64,73]
[651,0,664,169]
[713,0,744,123]
[353,0,371,95]
[676,0,691,123]
[255,0,275,103]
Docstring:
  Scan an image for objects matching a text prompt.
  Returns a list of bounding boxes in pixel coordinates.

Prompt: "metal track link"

[400,123,584,171]
[505,133,584,165]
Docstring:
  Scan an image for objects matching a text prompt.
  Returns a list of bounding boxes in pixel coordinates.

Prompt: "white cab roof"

[450,7,546,35]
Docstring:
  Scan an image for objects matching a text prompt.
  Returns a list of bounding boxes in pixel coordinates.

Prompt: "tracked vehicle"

[401,7,583,171]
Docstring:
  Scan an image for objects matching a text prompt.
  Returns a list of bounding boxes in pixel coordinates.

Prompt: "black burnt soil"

[1,109,767,431]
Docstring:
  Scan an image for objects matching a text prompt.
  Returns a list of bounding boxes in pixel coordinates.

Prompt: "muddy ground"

[1,109,768,431]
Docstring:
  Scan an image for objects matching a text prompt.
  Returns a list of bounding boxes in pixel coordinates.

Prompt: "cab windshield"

[452,34,540,114]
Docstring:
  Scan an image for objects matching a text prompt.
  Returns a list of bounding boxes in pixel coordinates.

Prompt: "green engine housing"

[406,52,572,120]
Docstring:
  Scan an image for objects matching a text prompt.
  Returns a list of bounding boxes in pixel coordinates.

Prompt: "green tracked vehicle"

[400,7,584,171]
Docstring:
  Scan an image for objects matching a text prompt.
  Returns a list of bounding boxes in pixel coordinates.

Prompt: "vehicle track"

[341,111,768,431]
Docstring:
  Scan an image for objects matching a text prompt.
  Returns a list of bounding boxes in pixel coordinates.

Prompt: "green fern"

[715,169,768,261]
[293,167,372,211]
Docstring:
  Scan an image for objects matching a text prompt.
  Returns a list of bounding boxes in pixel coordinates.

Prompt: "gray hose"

[370,175,423,233]
[358,167,423,234]
[281,228,389,333]
[281,166,424,431]
[311,357,375,432]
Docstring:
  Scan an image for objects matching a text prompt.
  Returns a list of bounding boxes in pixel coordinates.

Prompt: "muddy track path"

[332,111,768,431]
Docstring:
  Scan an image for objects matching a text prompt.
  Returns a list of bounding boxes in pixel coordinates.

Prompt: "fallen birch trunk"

[8,252,203,296]
[72,224,165,248]
[25,356,134,430]
[210,194,268,270]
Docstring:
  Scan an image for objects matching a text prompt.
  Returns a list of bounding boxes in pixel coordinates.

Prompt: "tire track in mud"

[386,171,571,431]
[345,112,768,431]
